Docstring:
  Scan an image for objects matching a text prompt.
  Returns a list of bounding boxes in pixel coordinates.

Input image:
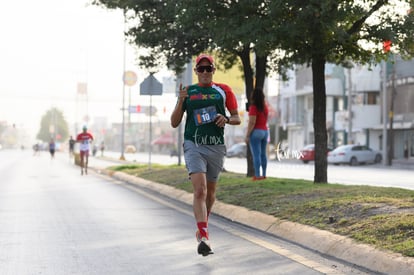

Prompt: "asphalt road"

[0,149,373,274]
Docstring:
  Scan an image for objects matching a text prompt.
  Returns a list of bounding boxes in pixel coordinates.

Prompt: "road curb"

[98,168,414,274]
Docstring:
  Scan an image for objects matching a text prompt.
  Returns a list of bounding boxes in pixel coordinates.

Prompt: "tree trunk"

[237,50,268,178]
[238,47,255,177]
[255,55,267,90]
[312,55,328,183]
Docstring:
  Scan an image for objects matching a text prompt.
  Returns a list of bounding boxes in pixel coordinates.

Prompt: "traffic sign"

[140,74,162,95]
[123,71,137,86]
[128,105,157,115]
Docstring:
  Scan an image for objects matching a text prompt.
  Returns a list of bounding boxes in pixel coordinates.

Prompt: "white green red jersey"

[181,82,238,145]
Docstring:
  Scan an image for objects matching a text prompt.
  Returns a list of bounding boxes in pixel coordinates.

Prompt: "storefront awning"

[152,133,175,145]
[371,122,413,130]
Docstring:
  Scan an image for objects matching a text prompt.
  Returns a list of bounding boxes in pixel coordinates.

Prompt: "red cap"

[195,54,214,66]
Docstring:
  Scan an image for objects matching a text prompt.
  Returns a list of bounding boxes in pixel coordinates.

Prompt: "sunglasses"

[196,65,214,73]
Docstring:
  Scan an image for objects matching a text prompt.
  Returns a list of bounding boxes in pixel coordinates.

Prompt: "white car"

[327,144,382,166]
[226,143,247,158]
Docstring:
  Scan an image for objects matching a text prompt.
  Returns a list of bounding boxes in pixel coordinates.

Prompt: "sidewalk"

[91,158,414,275]
[391,158,414,169]
[275,156,414,171]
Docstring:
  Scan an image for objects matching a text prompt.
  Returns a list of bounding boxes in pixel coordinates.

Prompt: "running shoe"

[197,237,213,256]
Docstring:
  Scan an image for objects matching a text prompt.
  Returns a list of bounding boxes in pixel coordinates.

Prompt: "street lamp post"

[120,9,137,161]
[120,80,126,160]
[120,10,127,161]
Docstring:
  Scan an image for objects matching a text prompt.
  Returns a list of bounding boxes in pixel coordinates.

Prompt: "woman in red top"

[245,87,269,180]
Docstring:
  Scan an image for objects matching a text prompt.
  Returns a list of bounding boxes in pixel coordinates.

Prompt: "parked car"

[327,144,382,166]
[300,144,333,164]
[226,142,247,158]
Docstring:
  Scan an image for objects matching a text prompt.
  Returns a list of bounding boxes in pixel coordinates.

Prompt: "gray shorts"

[183,140,226,183]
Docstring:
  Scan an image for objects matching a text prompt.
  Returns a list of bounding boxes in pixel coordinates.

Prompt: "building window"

[366,92,378,105]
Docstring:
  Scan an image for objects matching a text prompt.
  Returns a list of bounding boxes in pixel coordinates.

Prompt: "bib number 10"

[201,113,211,121]
[193,106,218,126]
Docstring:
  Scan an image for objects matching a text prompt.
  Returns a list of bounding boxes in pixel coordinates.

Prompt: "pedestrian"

[404,141,409,159]
[245,87,269,181]
[76,126,94,175]
[170,54,241,256]
[100,141,105,157]
[92,144,98,157]
[69,136,75,158]
[49,138,56,159]
[33,143,40,156]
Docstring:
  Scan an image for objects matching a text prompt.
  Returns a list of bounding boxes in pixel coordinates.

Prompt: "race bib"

[193,106,217,126]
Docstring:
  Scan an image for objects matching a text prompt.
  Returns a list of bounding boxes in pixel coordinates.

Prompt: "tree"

[93,0,414,183]
[184,1,274,176]
[267,0,414,183]
[36,108,69,143]
[206,0,414,182]
[93,0,277,176]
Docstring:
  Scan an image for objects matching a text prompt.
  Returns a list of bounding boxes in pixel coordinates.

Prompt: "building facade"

[376,57,414,159]
[279,57,414,161]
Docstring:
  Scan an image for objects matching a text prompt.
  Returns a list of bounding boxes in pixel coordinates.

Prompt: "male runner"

[170,54,241,256]
[76,126,94,175]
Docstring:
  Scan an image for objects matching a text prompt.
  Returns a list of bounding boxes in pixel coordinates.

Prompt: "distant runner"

[68,136,75,158]
[76,126,94,175]
[49,138,56,159]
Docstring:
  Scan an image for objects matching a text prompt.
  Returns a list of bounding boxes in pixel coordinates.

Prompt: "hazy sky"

[0,0,175,140]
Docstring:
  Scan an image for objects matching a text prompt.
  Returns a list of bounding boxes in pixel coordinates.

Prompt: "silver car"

[327,144,382,166]
[226,142,247,158]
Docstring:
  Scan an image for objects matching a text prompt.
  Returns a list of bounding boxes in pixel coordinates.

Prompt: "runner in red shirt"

[76,126,94,175]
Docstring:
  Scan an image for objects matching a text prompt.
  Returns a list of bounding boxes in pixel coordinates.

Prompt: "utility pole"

[382,40,392,166]
[347,67,353,144]
[388,56,397,166]
[343,60,353,145]
[120,10,127,161]
[381,60,388,166]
